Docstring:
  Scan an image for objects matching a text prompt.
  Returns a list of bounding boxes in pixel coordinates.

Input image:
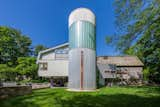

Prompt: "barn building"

[97,56,144,86]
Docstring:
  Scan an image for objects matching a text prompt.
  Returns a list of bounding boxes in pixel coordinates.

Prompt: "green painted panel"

[69,21,95,50]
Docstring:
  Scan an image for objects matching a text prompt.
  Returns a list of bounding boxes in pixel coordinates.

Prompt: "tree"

[126,17,160,83]
[15,57,38,79]
[34,45,47,56]
[107,0,160,83]
[0,26,32,65]
[107,0,160,52]
[0,64,16,81]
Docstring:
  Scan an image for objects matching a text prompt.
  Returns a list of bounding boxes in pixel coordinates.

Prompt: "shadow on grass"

[122,85,160,94]
[0,87,160,107]
[53,94,160,107]
[0,89,57,107]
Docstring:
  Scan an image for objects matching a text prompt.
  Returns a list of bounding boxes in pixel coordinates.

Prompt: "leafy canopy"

[107,0,160,83]
[0,26,32,65]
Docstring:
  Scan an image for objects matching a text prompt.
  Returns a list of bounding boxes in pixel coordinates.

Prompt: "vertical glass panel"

[69,21,95,50]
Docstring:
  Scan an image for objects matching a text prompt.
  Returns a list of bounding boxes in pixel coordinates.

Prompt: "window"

[55,48,69,60]
[103,57,108,59]
[39,63,48,71]
[105,71,110,73]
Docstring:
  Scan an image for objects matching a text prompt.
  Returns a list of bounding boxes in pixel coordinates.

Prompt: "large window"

[39,62,48,71]
[55,48,69,60]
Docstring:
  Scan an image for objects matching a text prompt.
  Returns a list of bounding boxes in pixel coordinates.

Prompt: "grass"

[0,86,160,107]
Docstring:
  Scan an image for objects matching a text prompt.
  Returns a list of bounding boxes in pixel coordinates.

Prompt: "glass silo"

[68,8,96,90]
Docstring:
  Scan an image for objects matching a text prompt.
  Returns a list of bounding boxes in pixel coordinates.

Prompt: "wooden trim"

[39,62,48,71]
[80,51,84,90]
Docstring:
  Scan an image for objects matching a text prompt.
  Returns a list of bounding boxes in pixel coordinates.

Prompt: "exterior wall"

[38,45,69,77]
[117,67,143,80]
[41,52,55,60]
[99,66,143,86]
[38,60,68,77]
[69,48,96,90]
[55,53,68,60]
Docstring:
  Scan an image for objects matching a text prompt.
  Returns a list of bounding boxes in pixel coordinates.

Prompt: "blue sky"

[0,0,119,56]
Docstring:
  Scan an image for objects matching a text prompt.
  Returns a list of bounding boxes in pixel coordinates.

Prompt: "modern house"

[37,43,69,86]
[37,43,144,86]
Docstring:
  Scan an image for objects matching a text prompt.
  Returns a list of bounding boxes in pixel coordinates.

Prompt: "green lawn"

[0,86,160,107]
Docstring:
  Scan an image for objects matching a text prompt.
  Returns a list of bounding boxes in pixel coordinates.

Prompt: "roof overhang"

[36,43,69,64]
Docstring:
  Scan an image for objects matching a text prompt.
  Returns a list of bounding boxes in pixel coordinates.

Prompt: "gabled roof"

[37,43,69,62]
[97,56,144,67]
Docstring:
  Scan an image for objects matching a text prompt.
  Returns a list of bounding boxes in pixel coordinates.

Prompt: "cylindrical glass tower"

[68,8,96,90]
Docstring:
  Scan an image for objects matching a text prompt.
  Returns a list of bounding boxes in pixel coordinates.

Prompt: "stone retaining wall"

[32,83,50,89]
[0,86,32,99]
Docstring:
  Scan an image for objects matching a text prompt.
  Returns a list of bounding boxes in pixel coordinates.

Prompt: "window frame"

[39,62,48,71]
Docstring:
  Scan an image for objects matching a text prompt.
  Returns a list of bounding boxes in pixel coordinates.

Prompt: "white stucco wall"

[41,52,55,60]
[38,60,68,77]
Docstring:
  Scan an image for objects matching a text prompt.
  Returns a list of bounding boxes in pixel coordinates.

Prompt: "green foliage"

[0,26,44,82]
[105,36,113,44]
[34,45,47,56]
[0,64,16,81]
[108,0,160,52]
[143,67,150,81]
[0,57,39,82]
[15,57,38,75]
[109,0,160,83]
[0,26,32,65]
[127,16,160,83]
[0,86,160,107]
[96,68,100,88]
